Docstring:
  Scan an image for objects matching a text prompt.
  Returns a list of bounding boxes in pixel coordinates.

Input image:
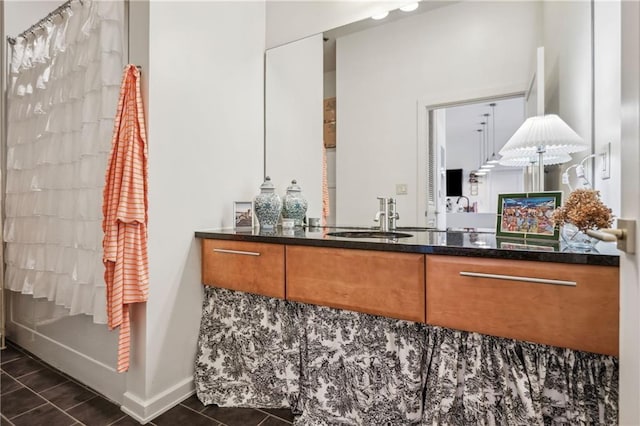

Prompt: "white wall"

[121,1,265,421]
[542,0,593,197]
[265,34,323,221]
[593,0,621,218]
[4,1,55,36]
[336,1,540,226]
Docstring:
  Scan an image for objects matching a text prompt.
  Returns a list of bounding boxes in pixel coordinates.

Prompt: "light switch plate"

[600,142,611,180]
[396,184,408,195]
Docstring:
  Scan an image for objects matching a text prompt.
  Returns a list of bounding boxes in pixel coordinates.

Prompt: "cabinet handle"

[459,271,576,287]
[213,248,261,256]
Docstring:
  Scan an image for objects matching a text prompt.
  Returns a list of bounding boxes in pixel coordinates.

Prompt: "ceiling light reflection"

[371,11,389,20]
[400,3,419,12]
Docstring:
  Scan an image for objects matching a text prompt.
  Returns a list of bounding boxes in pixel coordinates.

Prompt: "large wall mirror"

[265,1,592,228]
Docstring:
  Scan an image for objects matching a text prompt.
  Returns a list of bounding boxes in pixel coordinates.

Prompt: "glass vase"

[561,223,598,251]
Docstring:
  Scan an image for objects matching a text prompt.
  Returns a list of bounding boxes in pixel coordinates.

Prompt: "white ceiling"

[323,1,456,72]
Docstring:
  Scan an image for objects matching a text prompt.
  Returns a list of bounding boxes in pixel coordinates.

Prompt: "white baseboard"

[121,376,195,424]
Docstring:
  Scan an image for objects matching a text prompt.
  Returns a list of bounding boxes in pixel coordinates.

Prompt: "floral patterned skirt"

[195,287,618,425]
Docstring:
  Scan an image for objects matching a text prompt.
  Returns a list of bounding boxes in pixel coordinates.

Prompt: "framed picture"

[233,201,254,231]
[496,238,559,252]
[496,192,562,241]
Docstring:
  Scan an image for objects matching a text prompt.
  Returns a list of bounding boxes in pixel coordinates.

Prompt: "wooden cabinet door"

[286,246,425,322]
[201,239,285,298]
[426,255,619,355]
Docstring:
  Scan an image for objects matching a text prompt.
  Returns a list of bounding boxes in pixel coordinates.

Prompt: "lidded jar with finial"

[254,176,282,229]
[282,179,308,227]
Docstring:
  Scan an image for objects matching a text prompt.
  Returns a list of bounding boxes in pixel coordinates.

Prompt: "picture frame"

[496,238,559,252]
[496,192,562,241]
[233,201,254,231]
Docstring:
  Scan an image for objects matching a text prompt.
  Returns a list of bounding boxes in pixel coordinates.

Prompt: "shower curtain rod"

[6,0,80,45]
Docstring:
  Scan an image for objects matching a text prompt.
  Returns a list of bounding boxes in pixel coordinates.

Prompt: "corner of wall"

[121,376,194,424]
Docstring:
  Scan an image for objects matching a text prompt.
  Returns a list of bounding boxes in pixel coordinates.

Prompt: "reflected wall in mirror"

[439,96,526,230]
[265,0,592,228]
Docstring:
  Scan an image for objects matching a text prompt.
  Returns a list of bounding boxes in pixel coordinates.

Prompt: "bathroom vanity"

[197,227,619,356]
[194,228,620,424]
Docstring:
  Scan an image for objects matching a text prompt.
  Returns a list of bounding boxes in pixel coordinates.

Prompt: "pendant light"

[475,129,487,176]
[487,103,500,164]
[480,115,494,169]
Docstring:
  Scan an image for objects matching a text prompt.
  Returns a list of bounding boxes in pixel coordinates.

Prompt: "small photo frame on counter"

[233,201,254,231]
[496,238,559,252]
[496,192,561,241]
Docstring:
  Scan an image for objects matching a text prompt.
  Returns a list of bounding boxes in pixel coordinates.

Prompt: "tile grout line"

[179,399,206,413]
[2,342,85,389]
[0,384,26,398]
[0,357,24,367]
[6,371,97,426]
[3,342,111,406]
[257,414,279,426]
[31,377,72,395]
[6,401,49,421]
[1,359,47,380]
[3,343,127,426]
[1,413,17,426]
[12,368,72,395]
[178,403,233,426]
[255,408,294,424]
[62,394,99,412]
[105,413,128,426]
[2,344,92,425]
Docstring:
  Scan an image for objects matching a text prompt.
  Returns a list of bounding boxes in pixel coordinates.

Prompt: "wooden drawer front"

[286,246,425,322]
[426,255,619,356]
[201,240,285,298]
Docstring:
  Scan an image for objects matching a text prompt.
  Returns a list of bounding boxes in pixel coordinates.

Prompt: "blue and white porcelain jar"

[254,176,282,230]
[282,179,308,227]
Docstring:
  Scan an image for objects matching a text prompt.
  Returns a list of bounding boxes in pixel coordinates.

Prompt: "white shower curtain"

[5,0,124,324]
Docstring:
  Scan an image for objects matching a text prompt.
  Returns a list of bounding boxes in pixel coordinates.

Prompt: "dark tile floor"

[1,341,295,426]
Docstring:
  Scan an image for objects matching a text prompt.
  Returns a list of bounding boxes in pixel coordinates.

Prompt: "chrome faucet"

[374,197,389,232]
[456,196,470,212]
[374,197,400,231]
[388,198,400,230]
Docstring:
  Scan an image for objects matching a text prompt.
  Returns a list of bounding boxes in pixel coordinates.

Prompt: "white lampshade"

[499,152,572,167]
[499,114,589,157]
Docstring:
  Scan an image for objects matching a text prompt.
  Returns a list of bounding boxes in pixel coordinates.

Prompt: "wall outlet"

[600,142,611,180]
[396,184,408,195]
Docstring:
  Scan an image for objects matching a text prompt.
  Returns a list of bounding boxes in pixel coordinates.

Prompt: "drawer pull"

[459,271,576,287]
[213,248,261,256]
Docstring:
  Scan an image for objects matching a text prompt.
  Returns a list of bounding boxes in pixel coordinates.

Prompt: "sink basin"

[327,231,413,239]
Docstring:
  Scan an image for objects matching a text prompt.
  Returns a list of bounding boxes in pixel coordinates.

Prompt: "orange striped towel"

[103,65,149,373]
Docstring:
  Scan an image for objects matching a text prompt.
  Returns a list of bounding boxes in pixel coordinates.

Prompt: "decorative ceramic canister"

[282,179,308,227]
[254,176,282,229]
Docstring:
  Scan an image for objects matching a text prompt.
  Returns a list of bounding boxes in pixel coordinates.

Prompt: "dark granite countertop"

[194,226,620,267]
